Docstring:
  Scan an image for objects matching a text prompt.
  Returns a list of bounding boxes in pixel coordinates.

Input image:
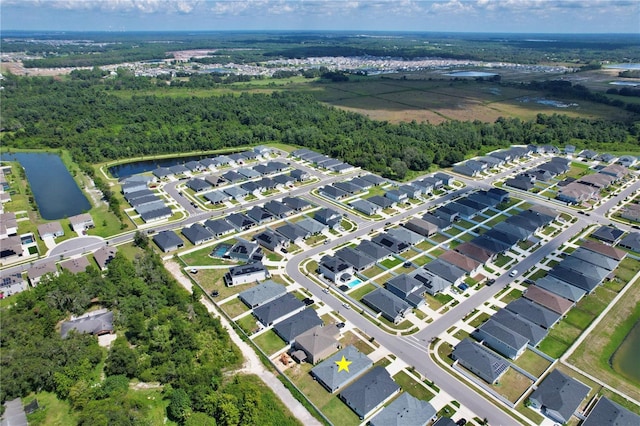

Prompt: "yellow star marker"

[335,355,352,373]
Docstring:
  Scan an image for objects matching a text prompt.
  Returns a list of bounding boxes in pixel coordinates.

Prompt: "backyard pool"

[347,278,363,289]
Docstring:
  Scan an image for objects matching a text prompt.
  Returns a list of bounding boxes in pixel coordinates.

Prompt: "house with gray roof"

[371,233,409,254]
[493,221,532,242]
[385,189,408,204]
[452,338,509,384]
[411,269,451,295]
[591,226,625,244]
[186,178,210,192]
[473,318,529,359]
[139,206,172,223]
[124,189,154,203]
[60,309,114,339]
[355,240,393,262]
[433,418,457,426]
[619,232,640,253]
[581,240,626,261]
[360,174,386,186]
[290,169,310,182]
[505,214,543,233]
[548,264,602,293]
[403,218,438,238]
[153,167,173,179]
[204,174,226,187]
[253,164,270,175]
[421,213,452,231]
[369,392,436,426]
[37,221,64,240]
[320,185,348,200]
[223,186,248,201]
[0,274,27,297]
[486,187,510,203]
[336,247,376,272]
[310,345,373,393]
[524,285,574,315]
[293,324,340,364]
[222,171,244,183]
[386,227,424,246]
[240,181,263,195]
[534,275,586,302]
[562,256,610,282]
[570,248,619,271]
[319,255,354,284]
[470,235,511,254]
[274,173,295,187]
[275,223,309,244]
[453,161,485,177]
[434,172,454,186]
[361,288,411,324]
[253,293,305,327]
[239,280,287,308]
[246,206,274,224]
[433,205,459,223]
[153,230,184,252]
[282,196,312,211]
[273,308,323,343]
[529,369,590,424]
[314,208,342,229]
[212,155,231,166]
[457,197,490,214]
[296,218,327,235]
[478,155,504,168]
[505,175,535,191]
[204,218,235,237]
[484,228,521,246]
[182,223,214,245]
[350,199,381,216]
[505,298,562,329]
[424,258,467,286]
[226,213,257,231]
[349,177,372,191]
[467,190,498,208]
[385,274,427,307]
[169,164,189,175]
[93,246,117,271]
[253,230,288,252]
[412,179,434,194]
[237,167,261,179]
[398,184,422,199]
[340,366,400,420]
[334,181,361,195]
[129,194,160,208]
[582,396,640,426]
[264,200,294,218]
[226,239,262,262]
[492,308,548,346]
[228,152,247,164]
[121,180,149,194]
[224,262,268,286]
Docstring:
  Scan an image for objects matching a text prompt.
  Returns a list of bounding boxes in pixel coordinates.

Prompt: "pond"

[611,320,640,382]
[108,154,210,178]
[1,152,91,220]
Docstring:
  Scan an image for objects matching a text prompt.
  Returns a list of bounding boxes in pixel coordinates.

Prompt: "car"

[456,419,467,426]
[303,298,315,306]
[342,303,351,310]
[281,248,288,253]
[210,290,219,297]
[324,240,330,245]
[336,322,346,329]
[632,225,640,230]
[486,278,495,286]
[403,262,412,268]
[190,268,198,274]
[322,288,330,294]
[385,222,391,226]
[457,283,469,291]
[509,269,518,277]
[525,279,535,285]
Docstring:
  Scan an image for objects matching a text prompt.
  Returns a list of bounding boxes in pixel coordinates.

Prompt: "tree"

[390,159,408,180]
[105,338,138,378]
[168,388,192,423]
[133,230,149,249]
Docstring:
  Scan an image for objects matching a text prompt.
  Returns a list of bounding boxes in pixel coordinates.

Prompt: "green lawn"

[493,254,514,268]
[499,289,523,304]
[236,314,260,335]
[513,349,553,377]
[415,241,435,251]
[412,255,432,266]
[538,335,571,359]
[252,329,286,356]
[393,371,435,401]
[361,265,386,279]
[615,257,640,283]
[490,368,533,403]
[564,308,594,330]
[221,297,250,318]
[456,220,477,230]
[469,312,490,328]
[485,214,509,227]
[380,257,402,269]
[349,282,377,301]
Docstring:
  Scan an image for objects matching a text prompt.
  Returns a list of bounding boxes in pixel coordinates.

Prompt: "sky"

[2,0,639,33]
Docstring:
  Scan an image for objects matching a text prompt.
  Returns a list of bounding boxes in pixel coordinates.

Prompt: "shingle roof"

[473,318,529,357]
[591,226,624,243]
[335,247,376,271]
[386,227,424,246]
[273,308,323,343]
[296,218,327,235]
[505,298,562,329]
[452,338,509,383]
[181,223,214,244]
[492,308,548,346]
[253,293,305,326]
[424,258,467,285]
[294,324,340,362]
[238,280,287,308]
[60,309,113,339]
[581,240,627,261]
[361,288,411,322]
[529,369,590,423]
[582,396,640,426]
[153,230,184,251]
[340,366,400,419]
[534,275,586,302]
[455,241,494,263]
[371,233,409,253]
[524,285,574,315]
[369,392,436,426]
[438,250,480,273]
[355,240,393,262]
[204,218,234,236]
[282,196,312,211]
[275,223,308,242]
[548,264,602,292]
[310,346,373,392]
[618,232,640,253]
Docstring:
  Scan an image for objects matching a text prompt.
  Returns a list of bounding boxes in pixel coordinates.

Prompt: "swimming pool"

[347,278,362,289]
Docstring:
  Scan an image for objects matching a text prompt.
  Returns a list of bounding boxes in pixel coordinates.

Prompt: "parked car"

[303,298,315,306]
[486,278,496,286]
[342,303,351,310]
[509,269,518,277]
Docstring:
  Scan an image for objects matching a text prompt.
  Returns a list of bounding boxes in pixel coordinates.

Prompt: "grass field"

[393,371,435,401]
[252,329,286,356]
[514,349,552,377]
[490,368,534,403]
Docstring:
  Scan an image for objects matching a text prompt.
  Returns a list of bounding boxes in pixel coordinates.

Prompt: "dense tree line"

[1,73,638,180]
[0,249,298,425]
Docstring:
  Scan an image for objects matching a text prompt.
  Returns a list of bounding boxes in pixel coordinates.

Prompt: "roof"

[548,264,602,292]
[619,232,640,253]
[484,228,521,246]
[264,200,293,217]
[371,233,409,253]
[582,396,640,426]
[319,255,352,274]
[493,221,532,241]
[361,288,411,321]
[368,195,395,209]
[223,186,248,198]
[420,213,451,230]
[246,206,274,223]
[60,309,114,339]
[253,293,305,326]
[469,234,511,254]
[254,229,286,249]
[403,218,439,237]
[386,227,424,246]
[334,181,361,194]
[591,226,624,243]
[93,246,117,270]
[581,240,626,261]
[37,221,64,237]
[455,241,494,263]
[186,178,210,192]
[60,256,91,274]
[356,240,393,261]
[570,247,619,271]
[360,174,386,185]
[320,185,348,199]
[340,366,400,419]
[296,218,327,235]
[369,392,436,426]
[226,213,256,230]
[282,196,312,210]
[273,308,323,343]
[524,285,574,314]
[314,207,342,225]
[411,269,451,294]
[140,206,172,222]
[151,231,184,251]
[69,213,93,226]
[181,223,214,244]
[276,223,308,242]
[534,275,586,302]
[350,199,380,215]
[228,261,267,277]
[529,369,590,423]
[336,247,376,271]
[474,318,529,355]
[424,258,467,285]
[310,345,373,392]
[204,218,234,235]
[492,308,548,346]
[438,250,481,273]
[505,298,562,329]
[385,274,427,306]
[238,280,287,307]
[452,338,509,383]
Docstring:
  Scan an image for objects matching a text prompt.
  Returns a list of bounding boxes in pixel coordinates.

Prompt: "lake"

[444,71,498,77]
[1,152,91,220]
[605,63,640,70]
[611,320,640,382]
[108,154,210,178]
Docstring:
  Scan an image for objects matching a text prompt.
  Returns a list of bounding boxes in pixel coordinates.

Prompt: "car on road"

[322,288,330,294]
[486,278,495,286]
[509,269,518,277]
[403,262,412,268]
[342,303,351,310]
[336,322,346,329]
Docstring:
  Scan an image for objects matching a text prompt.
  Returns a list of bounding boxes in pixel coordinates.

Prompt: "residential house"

[310,345,373,393]
[275,223,309,245]
[335,247,376,272]
[369,393,437,426]
[386,227,424,246]
[292,324,341,364]
[93,246,117,270]
[359,174,386,186]
[282,196,312,211]
[548,264,601,293]
[580,240,626,261]
[296,218,328,236]
[472,318,529,359]
[355,240,393,262]
[37,221,64,240]
[204,175,226,187]
[423,258,467,287]
[349,177,372,191]
[314,208,342,229]
[620,204,640,223]
[398,184,421,199]
[582,396,640,426]
[385,189,408,204]
[433,205,459,223]
[505,298,562,329]
[319,255,354,284]
[60,309,114,339]
[69,213,94,234]
[254,229,288,252]
[361,288,412,324]
[226,213,257,231]
[591,225,624,244]
[169,164,189,176]
[434,172,454,186]
[290,169,310,182]
[492,308,548,346]
[617,155,637,168]
[403,218,438,238]
[226,240,262,262]
[60,256,91,274]
[524,286,574,315]
[385,274,427,307]
[237,167,261,179]
[334,181,361,195]
[486,187,510,203]
[438,250,481,275]
[223,186,248,201]
[534,276,586,303]
[253,292,305,327]
[505,175,535,191]
[556,182,598,204]
[152,167,173,179]
[452,338,509,384]
[320,185,348,200]
[0,273,28,297]
[469,235,511,255]
[153,230,184,252]
[186,178,210,192]
[421,213,452,231]
[224,262,268,286]
[181,224,214,245]
[240,181,263,196]
[446,202,478,219]
[350,199,381,216]
[528,369,590,424]
[453,160,486,177]
[222,171,244,184]
[339,367,400,420]
[273,173,295,187]
[368,195,396,209]
[570,247,619,271]
[411,269,451,295]
[0,236,23,260]
[618,232,640,253]
[371,233,409,254]
[246,206,274,224]
[204,218,235,237]
[273,308,323,343]
[455,241,495,263]
[238,280,287,308]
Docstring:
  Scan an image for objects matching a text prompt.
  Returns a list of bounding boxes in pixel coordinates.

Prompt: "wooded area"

[1,73,638,180]
[0,249,299,425]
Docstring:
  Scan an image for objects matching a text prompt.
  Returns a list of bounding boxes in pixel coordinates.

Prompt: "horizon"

[2,0,640,34]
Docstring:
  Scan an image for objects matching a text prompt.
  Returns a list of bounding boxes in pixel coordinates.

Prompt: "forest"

[0,247,300,426]
[1,72,639,180]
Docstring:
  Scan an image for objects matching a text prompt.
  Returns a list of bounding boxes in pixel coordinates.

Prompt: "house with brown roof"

[60,256,91,274]
[37,221,64,240]
[580,240,626,261]
[292,324,340,364]
[93,246,117,270]
[524,285,574,315]
[439,250,481,275]
[69,213,94,234]
[455,241,495,263]
[27,261,58,286]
